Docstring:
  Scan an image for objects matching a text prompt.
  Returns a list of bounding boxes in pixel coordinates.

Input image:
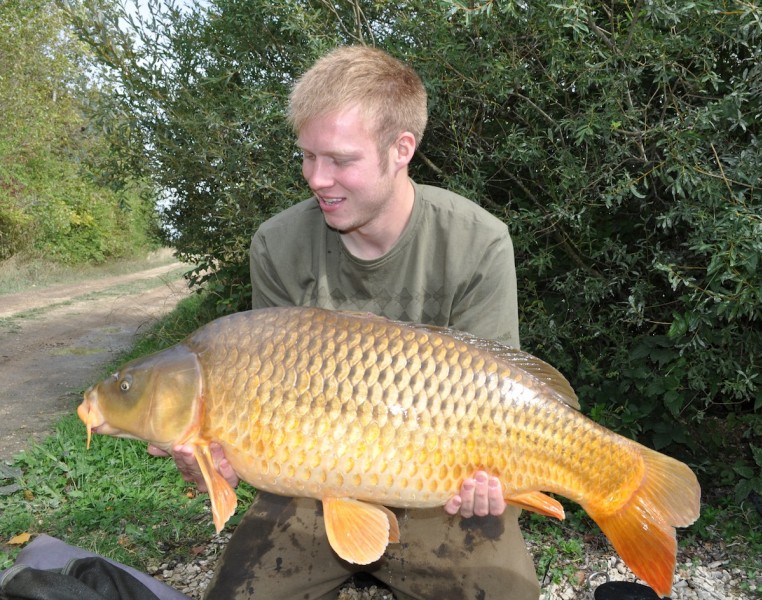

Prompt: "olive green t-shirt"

[249,180,519,348]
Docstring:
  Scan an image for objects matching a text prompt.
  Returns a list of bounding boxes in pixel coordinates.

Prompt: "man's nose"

[304,158,334,189]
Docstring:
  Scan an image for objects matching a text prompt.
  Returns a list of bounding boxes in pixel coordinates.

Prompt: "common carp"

[78,307,700,597]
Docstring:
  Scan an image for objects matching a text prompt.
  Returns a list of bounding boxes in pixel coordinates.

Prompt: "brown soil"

[0,261,192,461]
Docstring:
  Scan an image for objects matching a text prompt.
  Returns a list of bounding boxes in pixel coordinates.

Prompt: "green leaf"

[751,445,762,468]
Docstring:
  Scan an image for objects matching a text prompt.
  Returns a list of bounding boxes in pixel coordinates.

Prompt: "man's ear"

[393,131,417,168]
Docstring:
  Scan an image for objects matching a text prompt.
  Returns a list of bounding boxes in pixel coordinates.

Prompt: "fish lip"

[77,393,107,448]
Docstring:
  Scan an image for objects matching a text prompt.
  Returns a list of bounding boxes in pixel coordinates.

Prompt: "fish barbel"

[77,307,700,597]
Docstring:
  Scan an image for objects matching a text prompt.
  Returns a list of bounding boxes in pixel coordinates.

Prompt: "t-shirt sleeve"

[249,229,293,309]
[449,231,520,349]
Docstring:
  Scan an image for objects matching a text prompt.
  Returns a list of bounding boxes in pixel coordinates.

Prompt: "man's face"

[297,105,397,235]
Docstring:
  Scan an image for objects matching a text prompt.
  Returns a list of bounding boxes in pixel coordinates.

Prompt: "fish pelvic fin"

[588,447,701,598]
[505,491,565,520]
[193,443,238,533]
[322,498,399,565]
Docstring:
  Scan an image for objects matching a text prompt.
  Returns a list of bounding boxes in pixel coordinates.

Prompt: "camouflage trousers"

[203,492,540,600]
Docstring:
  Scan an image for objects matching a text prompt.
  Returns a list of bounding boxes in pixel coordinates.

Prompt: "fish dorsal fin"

[322,498,399,565]
[497,347,580,410]
[411,324,580,410]
[333,312,580,409]
[192,442,238,533]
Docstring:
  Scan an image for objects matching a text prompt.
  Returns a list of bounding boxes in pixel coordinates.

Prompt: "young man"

[160,46,548,599]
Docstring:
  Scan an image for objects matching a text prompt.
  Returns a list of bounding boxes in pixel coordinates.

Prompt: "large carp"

[78,307,700,597]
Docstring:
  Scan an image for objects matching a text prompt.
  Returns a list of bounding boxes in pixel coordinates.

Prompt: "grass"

[0,247,178,295]
[0,292,254,572]
[1,283,761,590]
[1,416,213,568]
[522,511,592,587]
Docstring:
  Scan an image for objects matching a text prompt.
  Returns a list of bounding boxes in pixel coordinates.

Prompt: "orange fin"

[386,505,400,543]
[505,491,565,520]
[193,443,238,533]
[589,446,701,598]
[322,498,399,564]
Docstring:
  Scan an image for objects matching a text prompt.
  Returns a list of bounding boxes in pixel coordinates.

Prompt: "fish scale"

[193,308,652,508]
[78,306,700,597]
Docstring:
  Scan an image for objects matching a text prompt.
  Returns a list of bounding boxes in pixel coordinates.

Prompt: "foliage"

[522,511,590,587]
[60,0,762,502]
[58,0,310,306]
[0,0,161,264]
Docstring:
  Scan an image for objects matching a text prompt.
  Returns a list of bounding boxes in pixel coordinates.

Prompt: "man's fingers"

[443,495,463,515]
[452,471,506,518]
[457,477,476,518]
[211,442,240,487]
[169,445,206,490]
[488,477,506,516]
[471,472,490,517]
[147,444,169,457]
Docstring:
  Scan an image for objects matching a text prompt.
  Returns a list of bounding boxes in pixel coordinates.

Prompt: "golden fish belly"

[214,403,643,512]
[193,308,641,511]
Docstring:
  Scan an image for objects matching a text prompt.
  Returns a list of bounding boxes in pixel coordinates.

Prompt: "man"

[158,45,542,599]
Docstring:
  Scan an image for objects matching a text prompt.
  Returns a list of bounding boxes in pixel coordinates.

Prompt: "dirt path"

[0,262,192,461]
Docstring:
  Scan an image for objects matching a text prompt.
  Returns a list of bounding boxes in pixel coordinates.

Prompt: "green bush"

[63,0,762,502]
[0,0,161,265]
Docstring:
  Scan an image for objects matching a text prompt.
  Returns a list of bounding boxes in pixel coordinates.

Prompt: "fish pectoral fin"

[505,491,565,520]
[193,443,238,533]
[322,498,399,565]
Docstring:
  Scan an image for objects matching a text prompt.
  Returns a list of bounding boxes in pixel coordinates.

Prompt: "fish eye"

[120,375,132,392]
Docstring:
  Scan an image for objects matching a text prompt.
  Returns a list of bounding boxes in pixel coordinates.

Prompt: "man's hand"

[444,471,506,518]
[147,442,239,492]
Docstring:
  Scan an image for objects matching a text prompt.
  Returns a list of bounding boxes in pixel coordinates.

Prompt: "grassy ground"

[1,282,760,590]
[0,248,177,295]
[0,292,255,571]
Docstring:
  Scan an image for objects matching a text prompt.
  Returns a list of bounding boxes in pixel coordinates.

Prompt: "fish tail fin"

[588,447,700,598]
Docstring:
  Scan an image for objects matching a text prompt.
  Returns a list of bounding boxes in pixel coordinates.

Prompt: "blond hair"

[288,46,428,153]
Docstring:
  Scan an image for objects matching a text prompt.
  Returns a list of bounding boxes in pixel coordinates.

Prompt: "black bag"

[1,556,161,600]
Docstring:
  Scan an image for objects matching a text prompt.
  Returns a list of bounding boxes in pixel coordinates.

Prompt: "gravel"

[149,531,760,600]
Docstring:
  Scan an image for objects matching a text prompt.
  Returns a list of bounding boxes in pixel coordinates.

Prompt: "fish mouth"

[77,389,107,449]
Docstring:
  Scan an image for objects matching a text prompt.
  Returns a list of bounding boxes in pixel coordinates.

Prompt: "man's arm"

[446,227,519,517]
[249,230,293,309]
[148,443,239,491]
[450,232,519,348]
